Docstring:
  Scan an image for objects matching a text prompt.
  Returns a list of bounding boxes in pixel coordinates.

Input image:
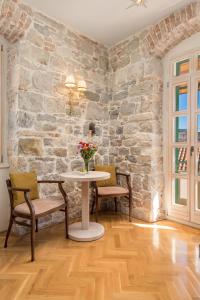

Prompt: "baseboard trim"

[167,215,200,229]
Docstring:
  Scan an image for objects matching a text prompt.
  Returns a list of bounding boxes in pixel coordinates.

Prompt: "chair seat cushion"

[14,197,65,216]
[98,186,129,197]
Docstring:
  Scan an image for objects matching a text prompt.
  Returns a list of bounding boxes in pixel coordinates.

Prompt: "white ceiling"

[25,0,192,46]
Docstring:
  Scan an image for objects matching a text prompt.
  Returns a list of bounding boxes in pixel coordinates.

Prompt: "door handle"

[190,146,194,156]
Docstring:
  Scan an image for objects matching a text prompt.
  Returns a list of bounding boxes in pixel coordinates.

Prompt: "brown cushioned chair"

[91,166,132,222]
[4,171,68,262]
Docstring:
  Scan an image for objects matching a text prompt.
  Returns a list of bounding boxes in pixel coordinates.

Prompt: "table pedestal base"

[68,222,104,242]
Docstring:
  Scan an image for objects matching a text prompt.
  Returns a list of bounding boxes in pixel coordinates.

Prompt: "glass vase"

[84,159,89,173]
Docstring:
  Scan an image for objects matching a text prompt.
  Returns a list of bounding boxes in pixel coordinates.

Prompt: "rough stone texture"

[5,0,109,233]
[107,1,200,222]
[0,0,32,43]
[108,29,164,221]
[143,2,200,58]
[2,0,200,232]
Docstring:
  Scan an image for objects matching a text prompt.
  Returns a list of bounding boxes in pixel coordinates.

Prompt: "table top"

[61,171,110,182]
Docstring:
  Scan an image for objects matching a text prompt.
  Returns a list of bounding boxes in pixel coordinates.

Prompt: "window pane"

[196,181,200,210]
[176,59,189,76]
[198,82,200,109]
[175,116,187,142]
[174,147,187,174]
[175,84,187,111]
[197,115,200,142]
[173,178,187,206]
[198,55,200,70]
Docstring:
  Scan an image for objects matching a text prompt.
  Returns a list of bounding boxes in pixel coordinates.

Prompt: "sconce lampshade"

[77,80,87,92]
[65,75,76,88]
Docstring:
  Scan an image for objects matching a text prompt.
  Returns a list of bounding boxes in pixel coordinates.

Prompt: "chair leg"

[95,194,99,223]
[64,206,68,239]
[4,215,13,248]
[91,197,95,215]
[31,216,36,262]
[35,219,38,233]
[114,197,117,212]
[129,194,132,222]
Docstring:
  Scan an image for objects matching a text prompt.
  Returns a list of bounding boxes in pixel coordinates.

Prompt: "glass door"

[168,74,190,221]
[167,51,200,225]
[191,76,200,224]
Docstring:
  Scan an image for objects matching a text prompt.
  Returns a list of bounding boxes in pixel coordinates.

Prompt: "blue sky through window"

[178,116,187,130]
[178,94,187,111]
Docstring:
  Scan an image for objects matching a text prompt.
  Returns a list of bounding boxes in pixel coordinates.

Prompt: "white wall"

[0,167,9,231]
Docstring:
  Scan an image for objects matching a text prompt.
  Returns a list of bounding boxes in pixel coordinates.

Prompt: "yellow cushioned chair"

[91,165,132,222]
[4,171,69,262]
[10,171,39,207]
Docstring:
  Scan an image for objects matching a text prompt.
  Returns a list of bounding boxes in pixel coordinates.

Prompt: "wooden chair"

[91,166,132,222]
[4,177,68,262]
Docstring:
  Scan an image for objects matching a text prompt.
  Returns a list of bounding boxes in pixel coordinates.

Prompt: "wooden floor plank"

[1,214,200,299]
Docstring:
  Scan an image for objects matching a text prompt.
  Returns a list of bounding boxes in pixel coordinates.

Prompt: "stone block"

[32,71,53,93]
[37,114,56,122]
[19,92,43,113]
[84,91,100,102]
[46,148,67,157]
[29,160,55,175]
[56,158,69,173]
[26,28,44,47]
[124,123,138,135]
[113,90,128,101]
[21,43,49,66]
[110,109,119,120]
[120,102,134,115]
[19,67,32,91]
[50,54,67,72]
[86,102,109,121]
[19,138,43,156]
[43,97,66,114]
[35,123,57,132]
[17,111,35,128]
[126,155,137,163]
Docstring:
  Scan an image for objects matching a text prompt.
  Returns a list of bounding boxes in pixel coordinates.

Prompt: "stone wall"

[108,1,200,222]
[108,33,163,222]
[2,0,200,230]
[6,1,110,229]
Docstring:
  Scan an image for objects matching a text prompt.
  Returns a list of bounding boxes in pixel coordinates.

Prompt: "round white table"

[61,171,110,242]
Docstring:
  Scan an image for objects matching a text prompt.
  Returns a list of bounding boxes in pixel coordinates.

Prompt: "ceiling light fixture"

[127,0,148,9]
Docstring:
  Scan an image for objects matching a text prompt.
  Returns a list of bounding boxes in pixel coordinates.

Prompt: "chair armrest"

[116,172,130,178]
[116,172,132,193]
[8,187,35,215]
[37,180,65,184]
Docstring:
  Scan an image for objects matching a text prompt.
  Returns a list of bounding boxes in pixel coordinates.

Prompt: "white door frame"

[163,38,200,226]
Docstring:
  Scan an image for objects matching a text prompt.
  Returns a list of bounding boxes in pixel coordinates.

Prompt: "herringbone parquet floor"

[1,214,200,300]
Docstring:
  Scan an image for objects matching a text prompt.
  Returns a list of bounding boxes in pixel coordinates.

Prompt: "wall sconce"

[65,74,87,114]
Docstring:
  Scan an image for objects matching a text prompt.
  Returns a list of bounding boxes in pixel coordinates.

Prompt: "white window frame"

[0,37,8,168]
[163,36,200,227]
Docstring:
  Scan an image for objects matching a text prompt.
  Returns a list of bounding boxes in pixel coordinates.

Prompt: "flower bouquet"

[77,141,97,173]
